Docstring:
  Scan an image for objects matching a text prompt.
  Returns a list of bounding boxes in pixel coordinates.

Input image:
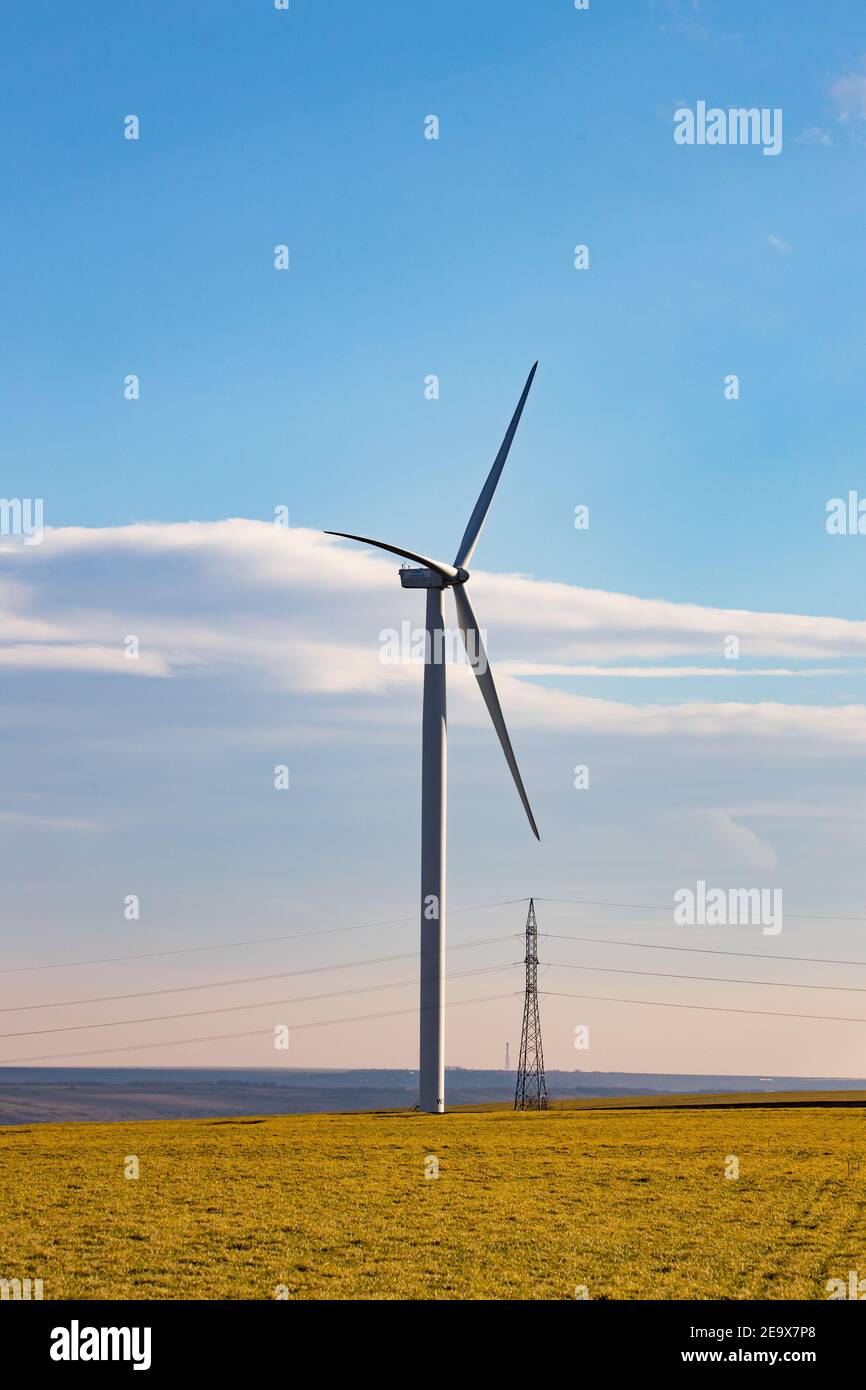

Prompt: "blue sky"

[3,0,866,612]
[3,2,866,1077]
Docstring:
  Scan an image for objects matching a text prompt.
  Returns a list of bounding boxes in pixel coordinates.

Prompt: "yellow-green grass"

[2,1094,866,1300]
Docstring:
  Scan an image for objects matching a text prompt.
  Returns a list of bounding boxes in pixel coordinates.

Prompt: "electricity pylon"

[514,898,548,1110]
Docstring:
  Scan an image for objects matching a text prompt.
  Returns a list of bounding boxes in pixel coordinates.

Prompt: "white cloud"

[830,66,866,122]
[3,520,866,753]
[474,674,866,746]
[658,0,740,46]
[0,644,168,675]
[694,809,778,870]
[0,811,101,832]
[767,235,791,254]
[499,663,850,679]
[795,126,833,146]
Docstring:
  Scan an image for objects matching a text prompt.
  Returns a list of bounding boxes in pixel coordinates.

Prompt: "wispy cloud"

[695,809,779,870]
[795,125,833,146]
[0,811,101,832]
[2,521,866,754]
[0,644,168,676]
[657,0,740,46]
[499,662,851,679]
[830,64,866,122]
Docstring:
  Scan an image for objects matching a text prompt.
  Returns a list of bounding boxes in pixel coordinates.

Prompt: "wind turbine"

[326,362,540,1114]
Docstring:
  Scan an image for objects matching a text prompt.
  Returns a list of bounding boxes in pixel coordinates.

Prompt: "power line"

[536,896,866,926]
[0,898,529,975]
[544,958,866,994]
[12,976,866,1064]
[0,933,518,1014]
[0,963,520,1040]
[543,931,866,969]
[543,988,866,1025]
[7,891,866,978]
[12,940,866,1041]
[0,990,520,1065]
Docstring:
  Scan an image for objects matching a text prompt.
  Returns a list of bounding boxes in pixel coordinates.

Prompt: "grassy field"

[2,1093,866,1300]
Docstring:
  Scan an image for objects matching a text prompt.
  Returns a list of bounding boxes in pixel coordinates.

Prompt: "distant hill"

[2,1065,866,1125]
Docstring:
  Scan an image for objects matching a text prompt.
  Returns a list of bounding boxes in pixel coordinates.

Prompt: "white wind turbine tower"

[327,363,540,1113]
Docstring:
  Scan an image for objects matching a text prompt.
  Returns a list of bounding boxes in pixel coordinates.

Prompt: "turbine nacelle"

[399,564,469,589]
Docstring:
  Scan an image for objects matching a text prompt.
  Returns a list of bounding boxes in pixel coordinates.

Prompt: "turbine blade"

[453,362,538,569]
[453,584,540,840]
[325,532,458,581]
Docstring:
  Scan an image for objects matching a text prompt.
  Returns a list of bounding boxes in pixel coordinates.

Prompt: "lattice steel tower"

[514,898,548,1110]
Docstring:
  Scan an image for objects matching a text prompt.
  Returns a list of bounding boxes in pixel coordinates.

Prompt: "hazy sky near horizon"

[3,1,866,1078]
